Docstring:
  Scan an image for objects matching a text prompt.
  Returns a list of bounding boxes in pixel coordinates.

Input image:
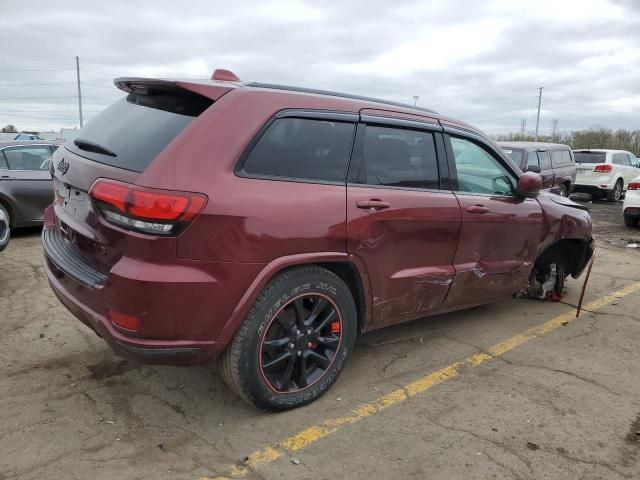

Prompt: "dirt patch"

[87,359,138,379]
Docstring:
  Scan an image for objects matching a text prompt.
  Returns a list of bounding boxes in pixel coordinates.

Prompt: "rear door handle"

[0,175,16,181]
[466,204,489,214]
[356,199,390,210]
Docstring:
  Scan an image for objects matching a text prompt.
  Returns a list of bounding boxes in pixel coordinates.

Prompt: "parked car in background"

[573,149,640,201]
[43,69,594,411]
[622,175,640,227]
[498,142,576,196]
[14,133,44,141]
[0,141,57,244]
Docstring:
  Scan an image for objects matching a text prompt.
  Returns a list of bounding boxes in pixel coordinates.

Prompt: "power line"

[0,68,75,73]
[0,82,76,86]
[0,96,78,100]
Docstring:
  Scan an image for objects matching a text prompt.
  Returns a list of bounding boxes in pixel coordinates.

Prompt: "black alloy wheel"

[260,294,342,393]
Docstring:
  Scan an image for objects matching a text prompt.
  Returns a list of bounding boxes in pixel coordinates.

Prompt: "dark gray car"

[0,141,58,250]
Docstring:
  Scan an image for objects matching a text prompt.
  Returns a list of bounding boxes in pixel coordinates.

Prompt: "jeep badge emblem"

[56,158,70,175]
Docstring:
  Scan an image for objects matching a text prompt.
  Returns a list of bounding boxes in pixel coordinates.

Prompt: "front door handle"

[356,199,390,210]
[466,204,490,214]
[0,175,16,181]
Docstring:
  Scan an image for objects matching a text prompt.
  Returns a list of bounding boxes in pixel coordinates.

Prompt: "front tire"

[219,266,357,411]
[558,184,569,197]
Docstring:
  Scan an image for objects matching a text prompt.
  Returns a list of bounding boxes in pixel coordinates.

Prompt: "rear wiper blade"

[73,138,117,157]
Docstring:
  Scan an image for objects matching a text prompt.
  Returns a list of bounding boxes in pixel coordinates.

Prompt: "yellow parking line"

[202,281,640,480]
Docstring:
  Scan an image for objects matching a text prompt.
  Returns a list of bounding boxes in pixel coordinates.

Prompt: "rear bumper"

[41,206,264,365]
[46,261,225,365]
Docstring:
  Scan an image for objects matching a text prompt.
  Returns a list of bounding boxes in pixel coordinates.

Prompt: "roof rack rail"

[245,82,437,114]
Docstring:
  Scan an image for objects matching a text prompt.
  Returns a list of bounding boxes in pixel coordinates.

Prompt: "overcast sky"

[1,0,638,135]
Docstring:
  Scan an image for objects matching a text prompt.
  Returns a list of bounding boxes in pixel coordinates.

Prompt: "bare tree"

[1,125,18,133]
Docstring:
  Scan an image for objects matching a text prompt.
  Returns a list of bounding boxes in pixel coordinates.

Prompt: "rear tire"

[219,266,357,411]
[606,179,623,202]
[0,204,11,253]
[624,214,638,228]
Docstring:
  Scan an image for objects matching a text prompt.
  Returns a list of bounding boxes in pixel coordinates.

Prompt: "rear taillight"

[628,181,640,190]
[594,164,613,173]
[89,179,207,235]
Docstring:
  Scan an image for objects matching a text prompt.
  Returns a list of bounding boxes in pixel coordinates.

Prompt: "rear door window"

[240,117,355,182]
[2,145,52,171]
[65,90,213,172]
[349,125,439,189]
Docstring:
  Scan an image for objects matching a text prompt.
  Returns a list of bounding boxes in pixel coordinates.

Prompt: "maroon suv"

[43,69,594,411]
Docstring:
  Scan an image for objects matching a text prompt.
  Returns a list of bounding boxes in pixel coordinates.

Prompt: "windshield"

[65,89,213,172]
[574,152,606,164]
[501,148,525,167]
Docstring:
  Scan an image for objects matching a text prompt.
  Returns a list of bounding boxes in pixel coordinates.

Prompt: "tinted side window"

[3,146,52,171]
[352,125,439,189]
[449,137,515,195]
[241,118,355,182]
[538,151,552,169]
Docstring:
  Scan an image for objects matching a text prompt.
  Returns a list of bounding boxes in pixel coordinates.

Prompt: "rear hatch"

[575,151,608,180]
[48,79,225,277]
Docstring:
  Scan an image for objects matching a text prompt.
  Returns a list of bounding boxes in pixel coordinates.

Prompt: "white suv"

[622,176,640,227]
[573,149,640,201]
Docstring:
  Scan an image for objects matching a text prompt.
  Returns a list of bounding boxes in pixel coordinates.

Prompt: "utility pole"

[551,118,559,141]
[534,86,543,142]
[520,118,527,139]
[76,56,83,128]
[413,95,420,106]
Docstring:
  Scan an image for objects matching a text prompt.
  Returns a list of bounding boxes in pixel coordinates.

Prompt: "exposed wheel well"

[318,262,366,334]
[535,238,593,278]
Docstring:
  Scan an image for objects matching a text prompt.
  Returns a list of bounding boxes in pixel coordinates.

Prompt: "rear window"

[65,90,213,172]
[240,117,355,182]
[574,152,606,164]
[501,148,524,167]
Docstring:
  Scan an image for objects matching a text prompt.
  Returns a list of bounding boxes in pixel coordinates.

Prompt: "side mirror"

[525,164,541,174]
[516,171,542,198]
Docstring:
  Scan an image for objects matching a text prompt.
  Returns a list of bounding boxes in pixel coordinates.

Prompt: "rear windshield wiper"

[73,138,117,157]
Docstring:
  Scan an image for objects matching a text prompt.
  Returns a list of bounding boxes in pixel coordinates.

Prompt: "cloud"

[0,0,638,135]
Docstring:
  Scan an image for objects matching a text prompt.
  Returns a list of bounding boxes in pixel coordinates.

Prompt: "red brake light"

[594,164,613,173]
[628,181,640,190]
[90,179,207,235]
